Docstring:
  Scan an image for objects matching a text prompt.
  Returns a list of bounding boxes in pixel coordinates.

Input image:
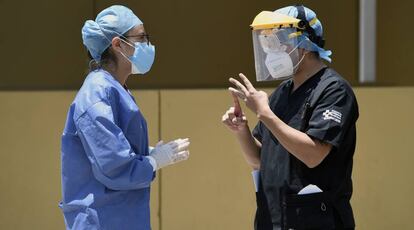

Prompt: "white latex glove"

[148,138,190,170]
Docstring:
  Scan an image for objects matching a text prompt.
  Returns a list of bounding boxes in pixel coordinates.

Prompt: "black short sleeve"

[306,81,358,148]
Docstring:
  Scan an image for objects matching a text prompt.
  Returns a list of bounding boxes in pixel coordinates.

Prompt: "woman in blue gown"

[59,5,190,230]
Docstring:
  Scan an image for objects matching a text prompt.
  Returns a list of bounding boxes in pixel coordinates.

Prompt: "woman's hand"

[149,138,190,170]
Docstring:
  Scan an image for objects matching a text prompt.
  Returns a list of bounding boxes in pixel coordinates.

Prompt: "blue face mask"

[121,41,156,74]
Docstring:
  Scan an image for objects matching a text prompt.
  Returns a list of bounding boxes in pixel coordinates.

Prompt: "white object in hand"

[298,184,323,195]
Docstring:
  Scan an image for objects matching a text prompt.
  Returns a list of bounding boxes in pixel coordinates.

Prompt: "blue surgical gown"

[60,69,155,230]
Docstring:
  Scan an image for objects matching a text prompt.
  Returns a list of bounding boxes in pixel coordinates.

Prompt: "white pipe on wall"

[359,0,377,83]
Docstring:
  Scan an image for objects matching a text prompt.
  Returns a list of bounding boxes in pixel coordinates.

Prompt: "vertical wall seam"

[157,90,162,230]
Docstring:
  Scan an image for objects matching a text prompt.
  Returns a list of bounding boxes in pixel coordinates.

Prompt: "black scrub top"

[252,67,359,229]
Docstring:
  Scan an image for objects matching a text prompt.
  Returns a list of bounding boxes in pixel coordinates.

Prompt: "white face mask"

[120,39,156,75]
[264,43,305,80]
[265,52,294,80]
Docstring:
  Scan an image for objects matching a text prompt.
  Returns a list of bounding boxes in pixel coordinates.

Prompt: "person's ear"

[111,37,123,52]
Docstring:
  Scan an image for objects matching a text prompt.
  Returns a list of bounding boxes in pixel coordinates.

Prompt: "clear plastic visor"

[252,28,302,81]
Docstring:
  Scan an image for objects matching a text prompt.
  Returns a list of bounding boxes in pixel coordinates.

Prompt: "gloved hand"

[148,138,190,170]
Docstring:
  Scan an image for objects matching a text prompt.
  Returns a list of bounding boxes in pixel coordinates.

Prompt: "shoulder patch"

[322,109,342,123]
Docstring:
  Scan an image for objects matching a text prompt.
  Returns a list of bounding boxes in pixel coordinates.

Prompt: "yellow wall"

[0,88,413,229]
[352,88,414,229]
[159,90,256,229]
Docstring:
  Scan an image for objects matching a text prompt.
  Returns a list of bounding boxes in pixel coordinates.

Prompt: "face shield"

[250,11,305,82]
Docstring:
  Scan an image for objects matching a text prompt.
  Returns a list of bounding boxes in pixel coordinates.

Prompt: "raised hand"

[228,73,270,116]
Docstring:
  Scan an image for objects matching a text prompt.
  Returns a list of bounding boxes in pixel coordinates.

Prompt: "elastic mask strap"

[288,40,303,55]
[116,34,140,63]
[119,50,130,60]
[287,40,306,70]
[120,38,135,49]
[118,50,135,73]
[293,51,306,70]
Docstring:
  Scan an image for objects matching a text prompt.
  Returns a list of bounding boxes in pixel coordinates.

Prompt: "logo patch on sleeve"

[322,109,342,123]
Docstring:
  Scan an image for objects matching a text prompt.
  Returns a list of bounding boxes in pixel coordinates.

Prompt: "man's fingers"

[223,114,236,127]
[229,78,249,96]
[222,105,247,130]
[223,118,235,127]
[239,73,256,93]
[231,116,247,124]
[222,113,239,128]
[230,91,242,117]
[231,117,242,124]
[228,87,246,100]
[223,110,237,120]
[222,113,228,122]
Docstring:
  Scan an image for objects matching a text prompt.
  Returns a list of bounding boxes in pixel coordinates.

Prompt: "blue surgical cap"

[82,5,143,61]
[275,6,332,62]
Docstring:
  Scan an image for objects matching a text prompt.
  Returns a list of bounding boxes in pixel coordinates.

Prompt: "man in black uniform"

[222,5,358,230]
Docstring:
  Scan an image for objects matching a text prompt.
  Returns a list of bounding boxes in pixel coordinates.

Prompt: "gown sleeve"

[76,100,155,190]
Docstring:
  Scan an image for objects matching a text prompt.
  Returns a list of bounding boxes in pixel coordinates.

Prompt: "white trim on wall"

[359,0,377,83]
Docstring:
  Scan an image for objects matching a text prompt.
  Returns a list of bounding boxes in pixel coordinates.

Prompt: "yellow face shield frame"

[250,11,301,31]
[250,11,319,34]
